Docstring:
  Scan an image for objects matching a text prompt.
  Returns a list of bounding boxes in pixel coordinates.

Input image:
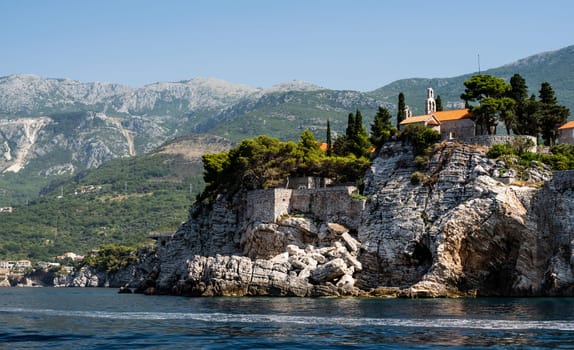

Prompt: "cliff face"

[357,142,562,297]
[132,142,574,297]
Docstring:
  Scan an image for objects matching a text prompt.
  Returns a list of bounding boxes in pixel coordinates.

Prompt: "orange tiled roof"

[558,120,574,130]
[400,114,441,126]
[432,109,471,121]
[400,109,471,126]
[399,115,435,125]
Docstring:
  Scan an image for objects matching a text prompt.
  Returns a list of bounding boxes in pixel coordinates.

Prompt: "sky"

[1,0,573,92]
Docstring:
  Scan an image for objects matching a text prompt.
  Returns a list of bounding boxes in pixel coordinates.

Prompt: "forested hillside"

[0,135,232,261]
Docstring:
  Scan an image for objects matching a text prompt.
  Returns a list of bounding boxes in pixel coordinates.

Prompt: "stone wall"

[245,186,364,229]
[246,189,288,224]
[440,119,475,141]
[290,186,364,230]
[464,135,537,152]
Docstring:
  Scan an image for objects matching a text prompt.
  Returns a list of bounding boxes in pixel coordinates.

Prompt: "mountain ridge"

[0,44,572,205]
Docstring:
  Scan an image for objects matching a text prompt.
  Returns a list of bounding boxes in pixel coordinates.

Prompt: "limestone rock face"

[358,142,572,297]
[144,188,365,296]
[130,141,574,297]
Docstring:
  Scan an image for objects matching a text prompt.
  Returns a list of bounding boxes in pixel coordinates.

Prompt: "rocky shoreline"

[120,141,574,297]
[8,142,574,298]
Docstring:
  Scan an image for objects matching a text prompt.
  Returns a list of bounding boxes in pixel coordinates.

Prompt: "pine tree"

[539,82,557,105]
[509,74,528,101]
[370,106,394,148]
[397,92,406,129]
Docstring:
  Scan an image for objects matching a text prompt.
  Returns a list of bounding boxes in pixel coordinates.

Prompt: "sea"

[0,288,573,349]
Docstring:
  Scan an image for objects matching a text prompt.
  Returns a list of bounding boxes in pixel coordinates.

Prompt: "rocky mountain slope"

[119,141,574,297]
[0,45,572,207]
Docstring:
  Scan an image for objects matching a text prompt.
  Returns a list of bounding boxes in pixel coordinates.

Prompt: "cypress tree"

[354,109,363,136]
[436,95,443,111]
[326,119,332,156]
[509,73,529,135]
[397,92,406,128]
[345,112,356,138]
[538,82,569,146]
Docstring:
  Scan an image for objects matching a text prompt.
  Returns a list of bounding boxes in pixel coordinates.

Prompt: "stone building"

[399,88,475,141]
[557,120,574,145]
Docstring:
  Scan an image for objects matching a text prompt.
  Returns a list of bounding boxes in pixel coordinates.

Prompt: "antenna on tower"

[477,54,481,74]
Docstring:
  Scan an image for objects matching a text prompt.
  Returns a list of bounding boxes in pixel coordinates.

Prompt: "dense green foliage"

[461,74,569,145]
[370,106,396,150]
[201,126,373,202]
[400,124,441,156]
[461,74,515,135]
[82,244,139,273]
[487,140,574,171]
[0,151,203,261]
[333,110,372,159]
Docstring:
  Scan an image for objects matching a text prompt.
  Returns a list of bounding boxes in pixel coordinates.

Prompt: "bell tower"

[425,87,436,114]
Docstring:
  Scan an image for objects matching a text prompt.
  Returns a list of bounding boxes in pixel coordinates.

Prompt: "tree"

[370,106,395,149]
[539,82,557,105]
[537,82,569,146]
[325,120,332,156]
[461,74,511,135]
[514,95,541,136]
[435,95,443,111]
[397,92,406,129]
[296,129,323,175]
[345,112,356,138]
[334,110,371,159]
[400,124,440,156]
[509,73,528,101]
[509,73,531,135]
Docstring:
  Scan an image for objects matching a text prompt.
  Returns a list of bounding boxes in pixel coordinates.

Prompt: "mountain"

[0,45,573,206]
[0,76,384,204]
[0,134,233,261]
[369,45,574,115]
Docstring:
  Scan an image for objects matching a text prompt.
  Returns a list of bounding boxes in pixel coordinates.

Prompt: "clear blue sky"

[1,0,572,91]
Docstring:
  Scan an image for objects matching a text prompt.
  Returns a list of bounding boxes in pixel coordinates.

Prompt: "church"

[399,88,475,141]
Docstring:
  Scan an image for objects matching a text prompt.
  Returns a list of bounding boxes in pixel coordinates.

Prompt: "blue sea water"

[0,288,573,349]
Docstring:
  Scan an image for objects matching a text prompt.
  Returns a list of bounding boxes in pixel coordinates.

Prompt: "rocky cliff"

[127,141,574,297]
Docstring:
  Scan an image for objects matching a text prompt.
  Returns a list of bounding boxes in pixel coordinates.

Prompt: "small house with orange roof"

[399,88,475,141]
[557,120,574,145]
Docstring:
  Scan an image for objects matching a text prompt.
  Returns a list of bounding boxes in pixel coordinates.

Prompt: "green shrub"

[400,125,440,156]
[411,171,426,185]
[487,144,516,158]
[82,244,137,273]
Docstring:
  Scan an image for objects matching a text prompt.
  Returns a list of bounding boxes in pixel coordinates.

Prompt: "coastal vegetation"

[201,107,398,202]
[461,74,569,145]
